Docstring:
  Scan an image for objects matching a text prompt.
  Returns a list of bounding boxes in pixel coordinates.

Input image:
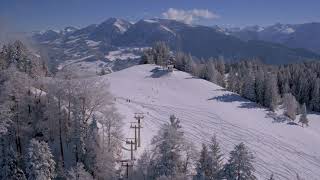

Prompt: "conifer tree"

[203,62,219,83]
[0,146,26,180]
[255,70,265,105]
[185,54,194,73]
[283,93,298,120]
[149,115,187,179]
[310,79,320,112]
[84,115,99,176]
[215,58,225,75]
[0,103,11,136]
[264,74,279,111]
[208,135,224,180]
[196,144,212,179]
[299,103,309,127]
[67,163,93,180]
[224,142,256,180]
[242,71,256,101]
[25,139,55,180]
[227,68,239,93]
[134,150,152,180]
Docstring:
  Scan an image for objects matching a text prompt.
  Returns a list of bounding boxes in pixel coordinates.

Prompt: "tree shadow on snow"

[208,93,242,102]
[266,112,288,123]
[208,93,260,109]
[239,102,260,109]
[287,122,299,126]
[265,112,300,126]
[309,111,320,116]
[213,88,229,92]
[147,67,170,78]
[185,76,202,80]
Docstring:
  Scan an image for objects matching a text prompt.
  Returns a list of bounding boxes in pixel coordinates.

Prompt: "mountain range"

[227,22,320,54]
[32,18,320,73]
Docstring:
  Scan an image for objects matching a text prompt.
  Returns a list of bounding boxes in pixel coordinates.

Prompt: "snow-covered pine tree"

[0,146,26,180]
[195,144,212,180]
[0,68,13,136]
[203,61,218,83]
[133,150,152,180]
[152,41,170,68]
[299,103,309,127]
[1,65,36,157]
[242,70,256,102]
[174,52,185,71]
[83,115,99,177]
[99,106,123,153]
[185,54,194,74]
[227,67,239,93]
[84,113,118,179]
[55,159,67,180]
[67,163,93,180]
[156,53,164,68]
[173,52,195,74]
[264,74,279,111]
[310,78,320,112]
[69,78,112,164]
[149,115,187,179]
[283,93,298,120]
[70,103,84,164]
[224,142,256,180]
[277,68,290,95]
[208,135,224,180]
[94,148,117,179]
[215,57,225,76]
[254,69,265,106]
[300,69,309,103]
[25,139,55,180]
[0,103,12,136]
[45,77,68,166]
[140,49,154,64]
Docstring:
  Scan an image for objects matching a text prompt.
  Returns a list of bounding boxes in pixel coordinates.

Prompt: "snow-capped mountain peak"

[242,25,265,32]
[114,19,132,33]
[143,19,159,24]
[63,26,78,34]
[265,23,296,34]
[281,27,295,34]
[99,18,132,33]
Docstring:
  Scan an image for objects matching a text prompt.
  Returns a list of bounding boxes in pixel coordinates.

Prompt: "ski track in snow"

[103,65,320,180]
[116,98,320,179]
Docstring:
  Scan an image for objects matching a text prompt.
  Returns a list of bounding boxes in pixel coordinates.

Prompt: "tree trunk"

[67,100,71,124]
[108,123,111,152]
[102,124,105,153]
[58,97,65,167]
[15,103,22,156]
[237,161,241,180]
[75,144,79,163]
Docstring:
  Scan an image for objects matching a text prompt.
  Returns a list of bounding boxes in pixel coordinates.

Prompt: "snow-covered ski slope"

[103,64,320,180]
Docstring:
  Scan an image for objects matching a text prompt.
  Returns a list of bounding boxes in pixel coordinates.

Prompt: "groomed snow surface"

[102,64,320,180]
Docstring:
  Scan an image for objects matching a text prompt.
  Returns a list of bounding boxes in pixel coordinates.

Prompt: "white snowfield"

[105,49,141,61]
[103,64,320,180]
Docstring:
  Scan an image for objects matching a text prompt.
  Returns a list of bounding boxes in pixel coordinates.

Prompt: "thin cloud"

[162,8,219,24]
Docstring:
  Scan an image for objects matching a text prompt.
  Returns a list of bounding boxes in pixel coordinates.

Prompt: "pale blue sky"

[1,0,319,31]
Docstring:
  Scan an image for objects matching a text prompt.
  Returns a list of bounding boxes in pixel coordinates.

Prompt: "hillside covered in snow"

[103,64,320,180]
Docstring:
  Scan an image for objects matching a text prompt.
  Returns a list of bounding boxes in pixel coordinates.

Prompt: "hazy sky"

[1,0,320,31]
